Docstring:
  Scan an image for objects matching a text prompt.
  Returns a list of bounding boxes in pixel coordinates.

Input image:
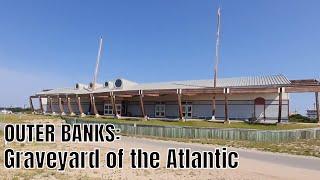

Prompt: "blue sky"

[0,0,319,114]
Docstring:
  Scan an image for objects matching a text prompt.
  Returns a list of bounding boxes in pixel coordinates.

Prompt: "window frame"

[104,103,122,115]
[155,102,165,118]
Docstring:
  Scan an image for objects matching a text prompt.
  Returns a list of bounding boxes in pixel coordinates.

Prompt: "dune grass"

[0,114,58,123]
[67,115,319,130]
[0,114,318,130]
[0,114,319,130]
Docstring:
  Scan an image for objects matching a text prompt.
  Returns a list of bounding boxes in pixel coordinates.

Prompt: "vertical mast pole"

[92,36,103,90]
[212,7,221,120]
[214,7,221,89]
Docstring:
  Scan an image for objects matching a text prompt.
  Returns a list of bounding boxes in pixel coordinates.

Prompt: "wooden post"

[212,95,216,120]
[139,90,147,119]
[58,97,65,115]
[287,99,290,121]
[77,96,85,117]
[50,97,55,114]
[29,97,35,114]
[224,88,230,124]
[39,97,44,114]
[253,102,256,119]
[90,94,99,117]
[177,89,184,121]
[110,92,118,117]
[224,95,229,123]
[66,96,75,116]
[264,103,266,121]
[315,92,319,123]
[278,88,283,123]
[47,96,52,113]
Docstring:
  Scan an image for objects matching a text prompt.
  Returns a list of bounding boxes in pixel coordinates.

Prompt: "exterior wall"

[307,110,317,119]
[46,92,289,121]
[127,101,141,116]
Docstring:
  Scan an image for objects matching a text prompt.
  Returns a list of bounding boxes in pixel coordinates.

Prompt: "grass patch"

[0,114,58,123]
[66,115,319,130]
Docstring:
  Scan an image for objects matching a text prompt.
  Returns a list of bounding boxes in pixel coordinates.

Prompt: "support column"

[110,92,118,118]
[90,94,100,117]
[315,92,319,124]
[224,88,230,124]
[139,90,147,120]
[264,103,266,121]
[278,87,283,123]
[29,97,35,114]
[177,89,185,122]
[287,99,290,121]
[50,97,56,115]
[66,96,75,116]
[212,95,216,120]
[39,97,44,114]
[77,96,85,117]
[47,96,52,114]
[58,97,65,115]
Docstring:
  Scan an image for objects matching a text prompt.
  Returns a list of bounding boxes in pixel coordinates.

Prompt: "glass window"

[104,103,122,115]
[182,104,192,118]
[104,104,113,115]
[155,104,165,117]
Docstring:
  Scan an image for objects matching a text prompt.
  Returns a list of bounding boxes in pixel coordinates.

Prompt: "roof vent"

[88,82,103,89]
[114,79,123,88]
[104,81,109,87]
[104,81,114,89]
[89,82,94,88]
[75,83,88,89]
[113,78,138,89]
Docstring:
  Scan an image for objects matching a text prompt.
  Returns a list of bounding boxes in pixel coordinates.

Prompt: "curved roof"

[36,74,291,95]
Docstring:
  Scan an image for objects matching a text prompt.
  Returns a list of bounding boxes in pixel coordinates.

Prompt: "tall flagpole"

[212,7,221,120]
[214,7,221,88]
[92,36,103,90]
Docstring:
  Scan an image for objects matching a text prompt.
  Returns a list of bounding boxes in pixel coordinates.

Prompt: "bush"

[289,114,317,123]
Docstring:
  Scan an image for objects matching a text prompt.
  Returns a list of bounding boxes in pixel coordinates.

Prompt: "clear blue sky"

[0,0,319,114]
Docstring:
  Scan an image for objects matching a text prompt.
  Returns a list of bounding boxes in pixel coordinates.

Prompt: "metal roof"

[36,74,291,95]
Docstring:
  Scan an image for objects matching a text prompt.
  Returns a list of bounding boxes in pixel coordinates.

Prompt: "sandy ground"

[0,119,320,179]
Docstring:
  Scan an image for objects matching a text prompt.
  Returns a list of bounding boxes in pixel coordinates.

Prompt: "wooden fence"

[63,117,320,143]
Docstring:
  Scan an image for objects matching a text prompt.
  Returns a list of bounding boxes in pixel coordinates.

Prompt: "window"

[104,104,113,115]
[104,103,122,115]
[182,104,192,118]
[155,102,165,117]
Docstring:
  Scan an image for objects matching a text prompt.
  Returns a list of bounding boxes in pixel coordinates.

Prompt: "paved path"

[119,136,320,171]
[112,136,320,179]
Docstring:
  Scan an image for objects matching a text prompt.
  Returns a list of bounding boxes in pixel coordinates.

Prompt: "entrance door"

[104,103,122,116]
[115,104,122,115]
[182,104,192,118]
[255,105,264,119]
[254,97,266,120]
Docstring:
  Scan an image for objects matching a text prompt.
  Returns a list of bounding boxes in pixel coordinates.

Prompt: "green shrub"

[289,114,317,123]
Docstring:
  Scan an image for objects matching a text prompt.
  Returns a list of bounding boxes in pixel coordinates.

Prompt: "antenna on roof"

[92,36,103,91]
[211,7,221,121]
